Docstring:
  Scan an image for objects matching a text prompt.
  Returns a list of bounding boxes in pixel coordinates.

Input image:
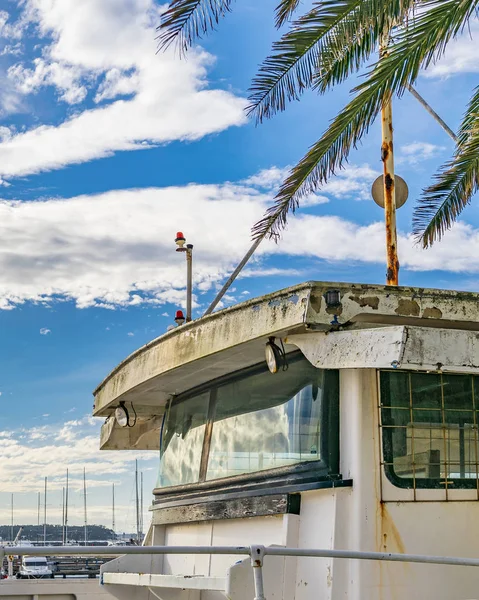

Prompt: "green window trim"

[380,370,479,490]
[158,353,340,489]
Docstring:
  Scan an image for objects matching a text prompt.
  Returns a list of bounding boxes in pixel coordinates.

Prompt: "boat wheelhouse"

[93,281,479,600]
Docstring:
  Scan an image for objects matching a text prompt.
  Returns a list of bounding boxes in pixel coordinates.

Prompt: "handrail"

[3,544,479,600]
[2,544,479,566]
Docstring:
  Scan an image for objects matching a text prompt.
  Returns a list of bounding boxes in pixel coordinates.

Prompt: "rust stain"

[423,307,443,319]
[395,298,420,317]
[350,295,380,310]
[325,305,343,316]
[380,504,406,555]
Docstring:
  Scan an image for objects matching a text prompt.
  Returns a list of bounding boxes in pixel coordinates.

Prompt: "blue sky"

[0,0,479,534]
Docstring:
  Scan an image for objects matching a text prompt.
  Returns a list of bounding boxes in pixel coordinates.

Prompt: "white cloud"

[127,332,134,337]
[39,327,51,335]
[243,166,291,189]
[8,58,88,104]
[424,22,479,78]
[272,214,479,274]
[398,141,446,165]
[240,267,303,278]
[4,167,479,312]
[0,182,270,309]
[161,312,169,317]
[317,164,380,201]
[0,0,246,178]
[242,164,376,204]
[0,416,157,527]
[0,10,25,39]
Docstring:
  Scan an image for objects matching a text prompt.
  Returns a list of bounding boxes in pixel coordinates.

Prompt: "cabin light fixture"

[324,289,341,308]
[265,337,288,374]
[115,401,137,428]
[175,310,185,326]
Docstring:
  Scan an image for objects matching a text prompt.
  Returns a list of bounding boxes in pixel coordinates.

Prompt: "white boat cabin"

[93,281,479,600]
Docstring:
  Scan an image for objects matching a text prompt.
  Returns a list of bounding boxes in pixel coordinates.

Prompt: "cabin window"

[380,370,479,489]
[158,354,339,488]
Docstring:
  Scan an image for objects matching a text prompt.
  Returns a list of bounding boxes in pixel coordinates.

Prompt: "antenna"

[112,483,115,535]
[43,476,47,544]
[83,468,88,545]
[10,493,13,543]
[135,460,140,543]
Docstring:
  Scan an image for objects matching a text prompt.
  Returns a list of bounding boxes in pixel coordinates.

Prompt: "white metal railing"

[3,545,479,600]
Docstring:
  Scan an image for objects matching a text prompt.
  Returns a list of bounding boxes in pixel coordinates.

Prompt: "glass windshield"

[158,355,339,488]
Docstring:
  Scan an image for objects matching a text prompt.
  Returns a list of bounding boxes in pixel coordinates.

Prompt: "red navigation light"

[174,310,185,326]
[175,232,186,249]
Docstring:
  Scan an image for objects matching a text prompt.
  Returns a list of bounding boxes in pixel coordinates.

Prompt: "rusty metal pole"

[380,41,399,286]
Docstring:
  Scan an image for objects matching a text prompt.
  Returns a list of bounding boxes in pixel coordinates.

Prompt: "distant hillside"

[0,524,115,542]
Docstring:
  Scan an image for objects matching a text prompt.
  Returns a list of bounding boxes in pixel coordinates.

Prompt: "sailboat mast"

[62,487,65,545]
[135,460,140,543]
[140,471,143,539]
[112,483,115,535]
[43,476,47,544]
[10,493,13,543]
[83,468,87,545]
[65,468,69,544]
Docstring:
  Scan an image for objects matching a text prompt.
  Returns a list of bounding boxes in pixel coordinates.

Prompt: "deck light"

[115,401,137,428]
[265,337,288,374]
[175,310,185,326]
[324,289,341,308]
[115,402,130,427]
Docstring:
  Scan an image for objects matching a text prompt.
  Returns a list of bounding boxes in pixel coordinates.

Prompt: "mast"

[62,487,65,545]
[135,460,140,543]
[43,476,47,544]
[380,35,399,286]
[37,491,40,527]
[83,468,87,545]
[65,469,69,544]
[10,493,13,543]
[140,471,144,540]
[112,483,115,535]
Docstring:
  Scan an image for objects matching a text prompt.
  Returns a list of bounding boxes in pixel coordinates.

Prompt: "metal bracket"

[250,545,266,600]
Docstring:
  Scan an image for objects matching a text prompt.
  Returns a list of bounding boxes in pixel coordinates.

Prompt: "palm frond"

[354,0,479,98]
[252,81,384,238]
[157,0,234,53]
[414,86,479,248]
[253,0,479,240]
[275,0,301,28]
[248,0,416,124]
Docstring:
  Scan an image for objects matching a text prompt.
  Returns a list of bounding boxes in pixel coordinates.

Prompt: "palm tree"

[158,0,479,250]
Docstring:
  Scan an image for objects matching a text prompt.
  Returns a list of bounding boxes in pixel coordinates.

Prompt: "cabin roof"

[93,280,479,418]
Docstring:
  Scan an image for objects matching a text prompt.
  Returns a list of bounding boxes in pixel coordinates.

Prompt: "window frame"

[155,351,341,494]
[380,369,479,490]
